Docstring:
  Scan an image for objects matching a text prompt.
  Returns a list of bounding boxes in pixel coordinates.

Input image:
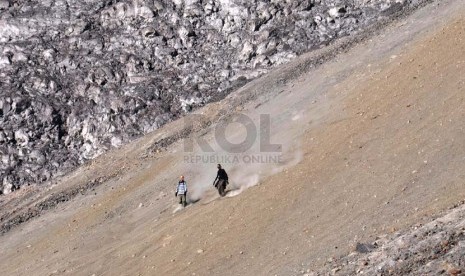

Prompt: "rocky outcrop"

[0,0,425,193]
[314,201,465,275]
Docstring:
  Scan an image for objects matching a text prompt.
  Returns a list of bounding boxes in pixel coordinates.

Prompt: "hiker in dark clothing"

[175,175,188,207]
[213,164,228,197]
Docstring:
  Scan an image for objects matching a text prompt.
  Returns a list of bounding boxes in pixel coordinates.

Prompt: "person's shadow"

[186,187,235,206]
[188,198,201,205]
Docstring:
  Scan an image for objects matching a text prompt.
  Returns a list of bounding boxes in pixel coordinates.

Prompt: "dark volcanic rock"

[355,242,376,253]
[0,0,424,193]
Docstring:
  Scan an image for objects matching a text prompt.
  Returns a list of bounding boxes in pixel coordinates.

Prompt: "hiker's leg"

[218,180,225,196]
[182,195,187,207]
[178,195,183,204]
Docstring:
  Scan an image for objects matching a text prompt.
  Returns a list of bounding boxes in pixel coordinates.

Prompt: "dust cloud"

[178,109,308,203]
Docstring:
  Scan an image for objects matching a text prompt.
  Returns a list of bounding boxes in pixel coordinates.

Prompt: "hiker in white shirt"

[175,175,188,207]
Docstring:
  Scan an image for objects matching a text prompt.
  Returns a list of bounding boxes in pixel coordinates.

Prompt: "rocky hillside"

[315,201,465,276]
[0,0,464,274]
[0,0,424,193]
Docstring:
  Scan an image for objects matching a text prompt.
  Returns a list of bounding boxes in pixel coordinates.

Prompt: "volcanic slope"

[1,0,465,275]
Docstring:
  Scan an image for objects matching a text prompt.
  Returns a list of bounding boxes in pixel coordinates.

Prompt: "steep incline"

[0,0,465,275]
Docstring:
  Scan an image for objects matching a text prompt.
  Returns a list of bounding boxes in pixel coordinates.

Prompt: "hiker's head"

[217,164,222,169]
[180,175,184,181]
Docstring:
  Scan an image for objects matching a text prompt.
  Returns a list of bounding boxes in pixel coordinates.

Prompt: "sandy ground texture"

[1,0,465,275]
